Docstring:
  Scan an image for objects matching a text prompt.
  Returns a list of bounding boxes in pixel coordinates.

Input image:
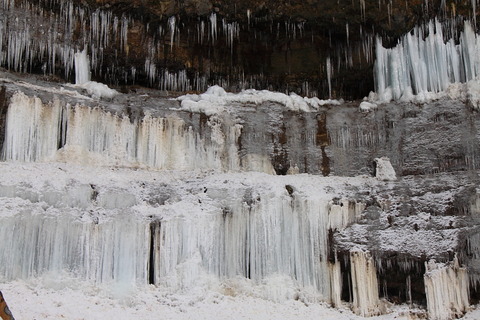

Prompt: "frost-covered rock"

[374,157,396,181]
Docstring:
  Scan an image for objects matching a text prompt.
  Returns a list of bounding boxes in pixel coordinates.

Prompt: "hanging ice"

[1,92,241,171]
[373,19,480,102]
[74,49,91,84]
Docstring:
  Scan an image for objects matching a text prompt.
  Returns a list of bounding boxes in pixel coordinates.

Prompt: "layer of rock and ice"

[1,72,480,319]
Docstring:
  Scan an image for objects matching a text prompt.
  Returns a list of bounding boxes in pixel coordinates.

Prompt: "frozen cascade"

[1,92,242,171]
[0,210,149,287]
[151,191,334,300]
[0,165,356,305]
[424,257,470,320]
[374,19,480,102]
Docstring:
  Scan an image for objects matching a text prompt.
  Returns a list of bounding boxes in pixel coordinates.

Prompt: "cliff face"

[0,0,471,99]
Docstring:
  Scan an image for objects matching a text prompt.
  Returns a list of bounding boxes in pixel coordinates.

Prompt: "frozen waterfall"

[1,91,242,171]
[0,162,370,304]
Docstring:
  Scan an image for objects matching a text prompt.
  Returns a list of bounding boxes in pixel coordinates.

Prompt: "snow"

[74,81,119,99]
[177,85,341,115]
[0,279,438,320]
[359,101,377,113]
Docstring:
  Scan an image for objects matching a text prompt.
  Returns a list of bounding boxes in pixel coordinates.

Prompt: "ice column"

[424,258,469,320]
[74,49,91,84]
[350,250,382,317]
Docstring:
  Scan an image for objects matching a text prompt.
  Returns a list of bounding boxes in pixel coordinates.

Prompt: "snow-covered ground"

[2,279,480,319]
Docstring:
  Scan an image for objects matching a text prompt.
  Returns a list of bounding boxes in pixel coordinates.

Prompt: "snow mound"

[359,101,377,113]
[75,81,119,99]
[178,85,342,115]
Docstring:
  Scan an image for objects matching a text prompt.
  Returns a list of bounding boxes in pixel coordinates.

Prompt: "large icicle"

[424,257,470,320]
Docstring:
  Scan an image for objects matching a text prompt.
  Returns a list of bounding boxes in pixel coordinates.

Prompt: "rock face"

[0,0,471,99]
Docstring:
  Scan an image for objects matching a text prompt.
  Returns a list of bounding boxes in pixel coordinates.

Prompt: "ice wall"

[374,19,480,102]
[0,169,355,305]
[424,257,470,320]
[1,92,242,172]
[152,192,334,301]
[0,205,148,287]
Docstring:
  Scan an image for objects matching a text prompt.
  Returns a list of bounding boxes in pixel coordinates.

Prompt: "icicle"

[329,260,343,307]
[328,199,365,230]
[2,92,247,172]
[210,13,217,43]
[373,19,480,101]
[168,16,176,50]
[346,23,349,46]
[359,0,366,21]
[326,57,332,99]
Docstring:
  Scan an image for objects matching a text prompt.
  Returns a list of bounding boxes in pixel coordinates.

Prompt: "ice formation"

[350,250,381,317]
[74,50,90,85]
[424,258,470,320]
[0,161,375,304]
[0,0,377,98]
[374,19,480,103]
[2,92,238,171]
